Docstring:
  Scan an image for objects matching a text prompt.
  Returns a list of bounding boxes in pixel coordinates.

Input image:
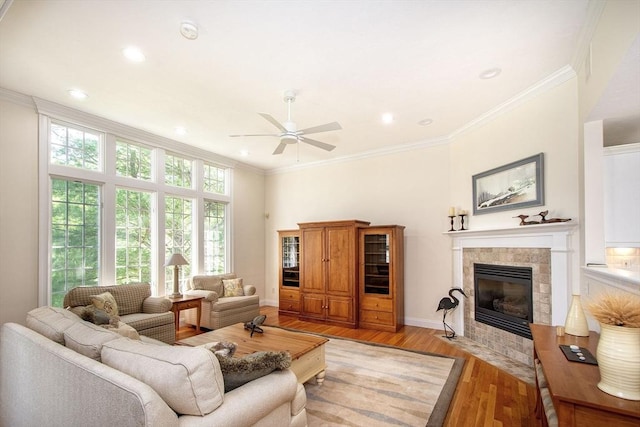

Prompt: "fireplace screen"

[474,263,533,339]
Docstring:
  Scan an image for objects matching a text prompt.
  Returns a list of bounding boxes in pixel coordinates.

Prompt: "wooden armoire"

[298,220,369,328]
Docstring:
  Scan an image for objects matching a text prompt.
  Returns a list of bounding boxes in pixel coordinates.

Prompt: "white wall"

[449,78,580,231]
[264,144,454,329]
[0,98,39,325]
[231,167,266,296]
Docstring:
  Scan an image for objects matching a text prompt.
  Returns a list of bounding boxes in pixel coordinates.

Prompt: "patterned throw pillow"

[214,351,291,392]
[222,278,244,297]
[90,292,119,316]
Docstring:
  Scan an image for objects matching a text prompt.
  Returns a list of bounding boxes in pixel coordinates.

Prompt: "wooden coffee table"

[175,323,329,384]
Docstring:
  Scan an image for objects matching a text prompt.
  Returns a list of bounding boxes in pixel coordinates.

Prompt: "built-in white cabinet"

[604,143,640,247]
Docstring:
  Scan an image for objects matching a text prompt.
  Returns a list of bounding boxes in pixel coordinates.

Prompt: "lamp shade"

[165,253,189,267]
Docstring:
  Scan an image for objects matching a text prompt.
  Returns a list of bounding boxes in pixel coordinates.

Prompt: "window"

[115,188,152,284]
[42,118,232,306]
[165,153,192,188]
[204,163,226,194]
[50,122,101,170]
[50,178,100,306]
[204,200,226,274]
[165,195,192,294]
[116,140,152,180]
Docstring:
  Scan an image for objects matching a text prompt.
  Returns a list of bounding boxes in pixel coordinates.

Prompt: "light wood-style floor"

[177,306,541,427]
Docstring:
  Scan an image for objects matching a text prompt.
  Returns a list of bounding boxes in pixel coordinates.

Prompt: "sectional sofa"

[0,307,307,427]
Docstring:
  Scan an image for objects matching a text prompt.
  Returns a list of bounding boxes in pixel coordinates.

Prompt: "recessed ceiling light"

[240,149,250,157]
[122,46,145,62]
[479,67,501,79]
[418,118,433,126]
[180,21,199,40]
[174,126,187,136]
[68,89,88,99]
[382,113,394,124]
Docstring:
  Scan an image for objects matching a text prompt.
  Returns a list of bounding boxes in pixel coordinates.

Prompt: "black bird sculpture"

[436,287,467,339]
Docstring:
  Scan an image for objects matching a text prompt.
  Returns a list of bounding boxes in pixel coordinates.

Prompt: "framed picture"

[472,153,544,215]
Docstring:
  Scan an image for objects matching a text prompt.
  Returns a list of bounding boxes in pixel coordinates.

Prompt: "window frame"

[38,115,233,306]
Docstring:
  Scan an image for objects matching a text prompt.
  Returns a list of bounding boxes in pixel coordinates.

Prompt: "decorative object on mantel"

[564,294,589,336]
[514,211,572,226]
[587,292,640,401]
[458,210,468,231]
[536,210,571,223]
[514,214,540,226]
[447,207,469,231]
[447,206,457,231]
[472,153,544,215]
[436,287,467,339]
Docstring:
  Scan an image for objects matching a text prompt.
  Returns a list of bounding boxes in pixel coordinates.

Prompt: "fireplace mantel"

[445,222,578,336]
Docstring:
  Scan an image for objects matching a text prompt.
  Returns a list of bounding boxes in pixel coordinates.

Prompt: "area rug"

[304,337,464,427]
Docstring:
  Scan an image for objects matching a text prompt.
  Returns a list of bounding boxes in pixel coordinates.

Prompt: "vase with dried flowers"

[588,292,640,401]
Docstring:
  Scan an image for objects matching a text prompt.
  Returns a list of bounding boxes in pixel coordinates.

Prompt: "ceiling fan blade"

[229,133,279,137]
[298,122,342,135]
[272,142,287,155]
[300,136,336,152]
[258,113,287,133]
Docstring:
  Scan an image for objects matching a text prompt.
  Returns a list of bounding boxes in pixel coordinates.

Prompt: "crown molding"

[0,87,35,109]
[266,135,450,175]
[268,65,577,175]
[570,0,607,74]
[449,65,577,141]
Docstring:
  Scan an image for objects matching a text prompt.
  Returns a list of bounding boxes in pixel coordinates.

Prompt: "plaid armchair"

[63,283,175,344]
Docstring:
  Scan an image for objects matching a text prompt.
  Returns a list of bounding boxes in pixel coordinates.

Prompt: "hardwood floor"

[177,306,541,427]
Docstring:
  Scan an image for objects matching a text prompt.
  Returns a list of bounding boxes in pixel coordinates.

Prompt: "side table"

[168,295,203,333]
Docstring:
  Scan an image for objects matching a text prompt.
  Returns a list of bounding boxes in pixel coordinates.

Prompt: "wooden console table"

[531,324,640,426]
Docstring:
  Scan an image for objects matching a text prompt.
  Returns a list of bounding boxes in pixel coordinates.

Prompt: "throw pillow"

[222,278,244,297]
[214,351,291,392]
[90,292,119,316]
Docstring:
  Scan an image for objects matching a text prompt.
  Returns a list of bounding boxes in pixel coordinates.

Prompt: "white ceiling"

[0,0,631,170]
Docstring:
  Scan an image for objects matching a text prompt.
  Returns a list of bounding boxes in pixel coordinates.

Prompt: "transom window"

[165,153,192,188]
[41,119,231,305]
[116,140,152,180]
[50,122,101,170]
[204,163,226,194]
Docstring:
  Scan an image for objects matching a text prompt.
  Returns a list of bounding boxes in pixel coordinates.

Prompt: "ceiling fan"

[230,90,341,155]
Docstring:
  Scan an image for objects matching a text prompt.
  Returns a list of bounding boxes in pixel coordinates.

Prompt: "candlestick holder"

[458,214,467,231]
[448,215,456,232]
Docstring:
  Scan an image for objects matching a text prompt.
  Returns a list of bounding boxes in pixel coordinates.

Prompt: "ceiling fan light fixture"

[281,134,298,144]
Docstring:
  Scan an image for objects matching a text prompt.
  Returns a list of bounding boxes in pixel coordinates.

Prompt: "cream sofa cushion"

[63,321,122,361]
[101,337,225,416]
[26,306,81,344]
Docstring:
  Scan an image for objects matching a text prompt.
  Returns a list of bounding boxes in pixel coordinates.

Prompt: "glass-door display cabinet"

[278,230,300,314]
[359,225,405,331]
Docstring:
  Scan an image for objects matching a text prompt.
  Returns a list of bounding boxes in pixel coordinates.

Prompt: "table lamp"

[165,253,189,298]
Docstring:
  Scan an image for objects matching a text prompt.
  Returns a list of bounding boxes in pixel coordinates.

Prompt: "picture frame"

[472,153,544,215]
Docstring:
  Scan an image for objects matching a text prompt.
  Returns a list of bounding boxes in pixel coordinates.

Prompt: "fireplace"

[474,263,533,339]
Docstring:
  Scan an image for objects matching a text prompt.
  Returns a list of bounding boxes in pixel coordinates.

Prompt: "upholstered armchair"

[183,273,260,330]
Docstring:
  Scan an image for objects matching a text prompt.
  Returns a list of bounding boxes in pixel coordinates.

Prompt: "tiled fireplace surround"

[449,223,577,366]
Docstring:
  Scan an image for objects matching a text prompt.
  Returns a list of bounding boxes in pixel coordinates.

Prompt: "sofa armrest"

[181,370,299,426]
[243,285,256,296]
[142,296,172,313]
[185,289,219,303]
